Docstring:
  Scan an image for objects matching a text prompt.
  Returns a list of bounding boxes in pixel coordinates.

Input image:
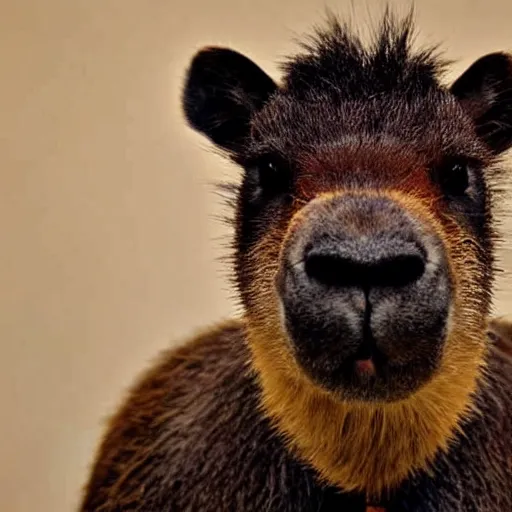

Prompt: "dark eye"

[249,154,292,198]
[438,157,470,197]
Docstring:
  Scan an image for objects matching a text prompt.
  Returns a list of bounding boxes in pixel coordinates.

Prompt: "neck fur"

[247,323,486,498]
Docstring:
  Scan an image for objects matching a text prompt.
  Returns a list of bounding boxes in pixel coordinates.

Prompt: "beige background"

[1,1,512,511]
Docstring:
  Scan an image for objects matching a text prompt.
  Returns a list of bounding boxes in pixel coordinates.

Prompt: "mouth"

[284,302,442,403]
[349,340,386,378]
[329,337,395,395]
[298,343,423,402]
[354,358,377,378]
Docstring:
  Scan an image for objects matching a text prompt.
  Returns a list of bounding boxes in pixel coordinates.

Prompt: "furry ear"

[182,47,277,153]
[451,52,512,154]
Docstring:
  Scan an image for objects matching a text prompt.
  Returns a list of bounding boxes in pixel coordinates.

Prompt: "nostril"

[304,252,357,288]
[372,253,425,287]
[304,250,425,289]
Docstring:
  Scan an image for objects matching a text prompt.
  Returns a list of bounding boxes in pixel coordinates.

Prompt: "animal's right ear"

[182,47,277,153]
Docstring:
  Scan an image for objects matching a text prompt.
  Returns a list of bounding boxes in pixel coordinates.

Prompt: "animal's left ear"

[450,52,512,154]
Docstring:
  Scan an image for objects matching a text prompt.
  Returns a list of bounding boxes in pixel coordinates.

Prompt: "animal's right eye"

[246,154,292,201]
[257,155,290,192]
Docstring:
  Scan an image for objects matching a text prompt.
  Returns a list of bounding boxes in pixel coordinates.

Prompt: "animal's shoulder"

[80,320,259,509]
[81,320,362,511]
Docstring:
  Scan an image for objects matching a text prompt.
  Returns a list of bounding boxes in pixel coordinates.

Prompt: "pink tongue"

[355,359,376,377]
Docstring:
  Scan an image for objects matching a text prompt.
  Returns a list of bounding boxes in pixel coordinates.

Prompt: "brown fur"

[488,316,512,359]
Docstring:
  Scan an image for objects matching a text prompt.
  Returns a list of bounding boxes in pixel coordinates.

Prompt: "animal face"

[182,16,512,403]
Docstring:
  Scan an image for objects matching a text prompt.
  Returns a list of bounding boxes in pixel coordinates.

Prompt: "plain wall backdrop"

[1,1,512,510]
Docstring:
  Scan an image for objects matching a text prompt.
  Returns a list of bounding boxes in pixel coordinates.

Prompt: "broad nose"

[290,195,428,292]
[304,242,426,289]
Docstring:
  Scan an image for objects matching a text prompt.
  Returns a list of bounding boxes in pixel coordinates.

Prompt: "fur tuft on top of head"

[282,11,448,101]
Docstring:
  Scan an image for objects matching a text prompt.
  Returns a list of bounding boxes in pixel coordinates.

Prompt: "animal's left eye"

[438,158,470,197]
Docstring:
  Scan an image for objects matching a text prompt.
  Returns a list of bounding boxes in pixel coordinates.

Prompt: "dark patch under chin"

[293,344,441,402]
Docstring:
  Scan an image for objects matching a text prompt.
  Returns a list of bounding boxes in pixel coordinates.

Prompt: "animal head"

[182,13,512,495]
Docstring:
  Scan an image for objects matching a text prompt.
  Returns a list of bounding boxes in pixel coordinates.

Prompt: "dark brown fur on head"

[183,12,512,496]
